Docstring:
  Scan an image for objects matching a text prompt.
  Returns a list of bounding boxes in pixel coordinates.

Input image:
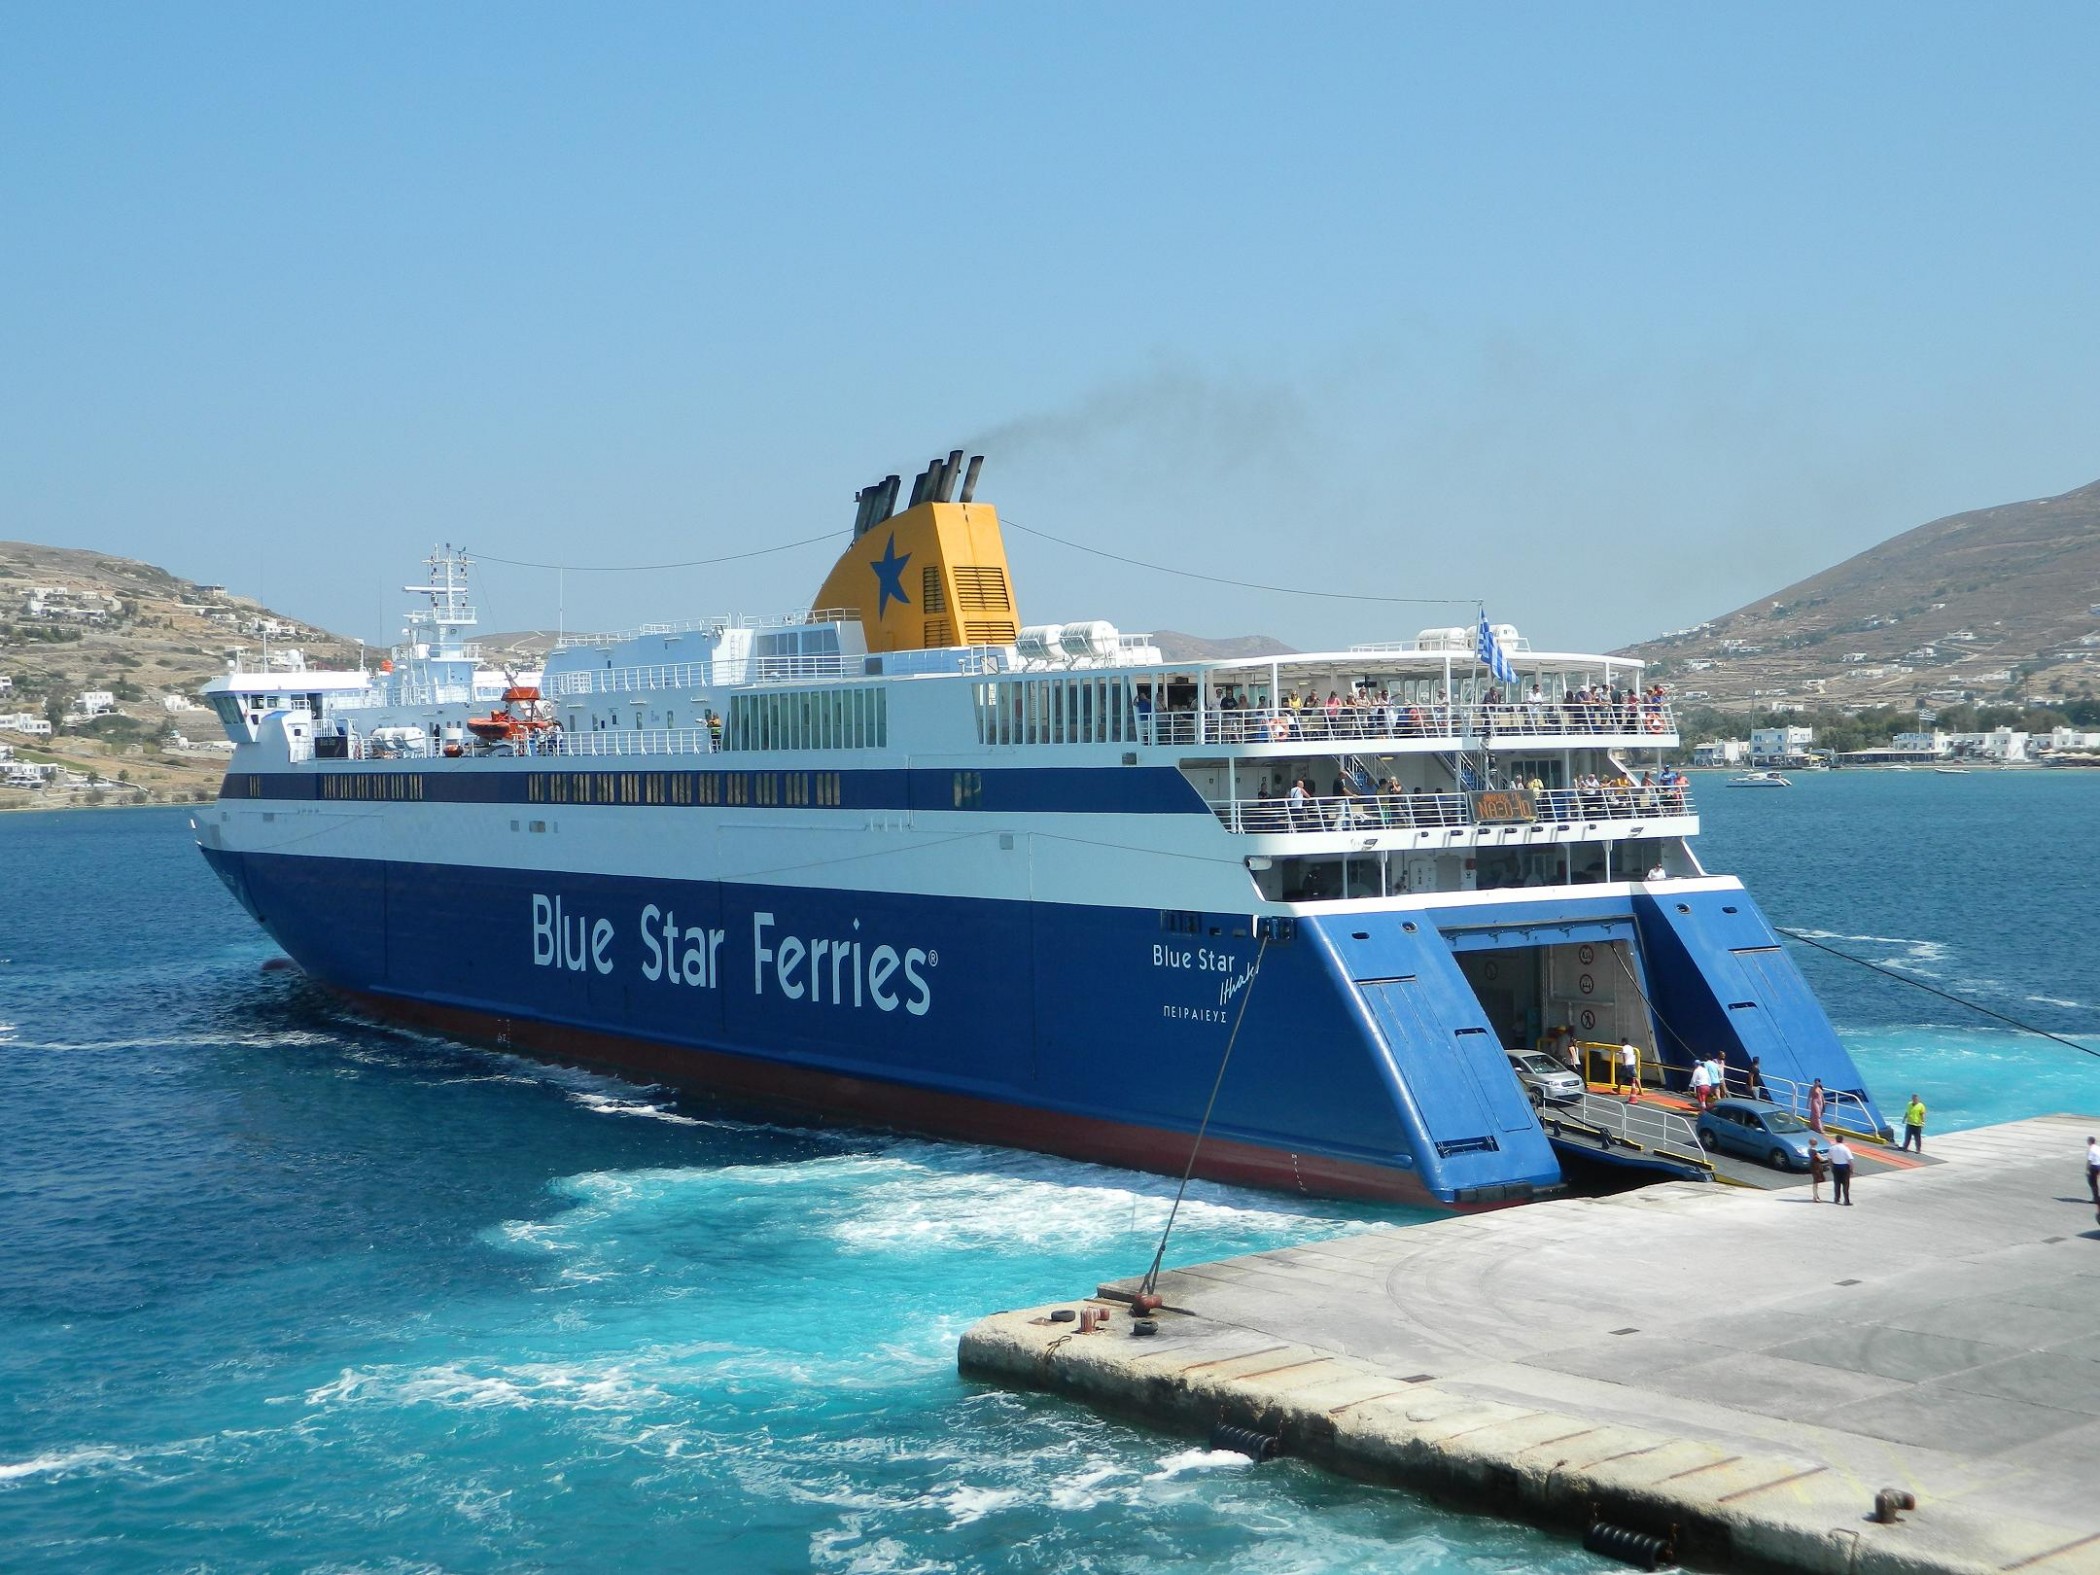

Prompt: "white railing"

[1347,635,1537,654]
[1138,702,1677,748]
[1210,785,1696,834]
[553,606,864,652]
[544,727,717,758]
[546,654,868,696]
[323,725,719,762]
[1569,1091,1712,1169]
[1758,1070,1885,1139]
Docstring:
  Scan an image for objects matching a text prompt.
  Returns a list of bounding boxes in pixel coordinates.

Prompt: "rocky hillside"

[1150,630,1296,661]
[0,542,363,810]
[1626,479,2100,712]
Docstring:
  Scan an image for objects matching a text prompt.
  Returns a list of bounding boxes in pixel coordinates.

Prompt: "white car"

[1507,1051,1584,1107]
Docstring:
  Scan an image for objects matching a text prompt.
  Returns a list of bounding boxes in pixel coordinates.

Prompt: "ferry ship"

[195,453,1882,1207]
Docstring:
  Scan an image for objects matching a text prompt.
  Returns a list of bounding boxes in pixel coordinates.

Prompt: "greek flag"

[1475,612,1518,686]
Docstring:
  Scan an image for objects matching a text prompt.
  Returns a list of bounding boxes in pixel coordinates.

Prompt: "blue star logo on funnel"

[870,533,912,619]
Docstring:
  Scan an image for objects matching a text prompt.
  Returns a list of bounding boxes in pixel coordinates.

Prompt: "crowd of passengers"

[1235,764,1692,832]
[1137,681,1672,741]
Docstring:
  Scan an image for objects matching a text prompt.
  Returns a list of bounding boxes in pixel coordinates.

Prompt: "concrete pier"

[959,1115,2100,1574]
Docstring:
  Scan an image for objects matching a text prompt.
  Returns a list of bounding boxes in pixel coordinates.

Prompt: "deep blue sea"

[3,776,2096,1572]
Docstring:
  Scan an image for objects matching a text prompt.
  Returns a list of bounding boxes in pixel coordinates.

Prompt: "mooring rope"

[1775,927,2100,1063]
[1138,934,1272,1302]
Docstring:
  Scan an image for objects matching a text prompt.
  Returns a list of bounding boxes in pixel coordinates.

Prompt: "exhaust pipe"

[959,454,984,503]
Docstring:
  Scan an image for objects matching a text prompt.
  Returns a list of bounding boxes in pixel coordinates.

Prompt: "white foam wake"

[0,1445,133,1482]
[303,1360,672,1414]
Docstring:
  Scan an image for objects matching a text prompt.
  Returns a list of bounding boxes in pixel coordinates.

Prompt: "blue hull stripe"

[221,763,1209,815]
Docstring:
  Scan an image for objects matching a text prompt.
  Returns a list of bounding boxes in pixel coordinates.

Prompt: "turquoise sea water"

[2,777,2095,1572]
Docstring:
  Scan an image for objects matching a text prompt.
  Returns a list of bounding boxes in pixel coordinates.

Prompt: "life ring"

[1268,715,1291,742]
[1642,711,1665,734]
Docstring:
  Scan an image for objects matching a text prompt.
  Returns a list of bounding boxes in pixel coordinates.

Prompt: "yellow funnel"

[812,499,1020,653]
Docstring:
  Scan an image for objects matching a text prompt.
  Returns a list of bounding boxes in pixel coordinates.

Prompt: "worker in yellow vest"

[1901,1093,1927,1153]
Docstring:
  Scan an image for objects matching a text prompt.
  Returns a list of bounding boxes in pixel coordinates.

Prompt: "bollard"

[1871,1488,1917,1524]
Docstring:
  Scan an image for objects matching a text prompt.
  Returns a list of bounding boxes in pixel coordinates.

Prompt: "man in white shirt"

[1828,1137,1855,1205]
[1619,1041,1641,1100]
[1690,1059,1711,1105]
[2086,1135,2099,1205]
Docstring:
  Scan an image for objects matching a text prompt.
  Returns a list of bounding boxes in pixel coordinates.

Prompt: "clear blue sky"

[3,3,2096,653]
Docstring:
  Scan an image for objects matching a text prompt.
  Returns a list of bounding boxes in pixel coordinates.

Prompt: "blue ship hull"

[201,846,1882,1207]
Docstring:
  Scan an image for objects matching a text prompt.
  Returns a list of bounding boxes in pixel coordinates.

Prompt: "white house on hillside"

[1749,725,1814,763]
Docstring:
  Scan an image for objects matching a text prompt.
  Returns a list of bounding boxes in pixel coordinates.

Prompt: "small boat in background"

[1728,771,1793,788]
[1933,766,1970,775]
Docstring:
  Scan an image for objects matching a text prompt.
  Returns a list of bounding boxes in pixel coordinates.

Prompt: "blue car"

[1695,1098,1823,1171]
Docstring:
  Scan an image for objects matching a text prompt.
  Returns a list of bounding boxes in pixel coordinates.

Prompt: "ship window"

[725,686,885,751]
[976,676,1134,746]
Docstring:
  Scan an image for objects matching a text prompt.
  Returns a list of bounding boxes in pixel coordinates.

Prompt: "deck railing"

[1757,1070,1886,1140]
[1141,701,1676,748]
[347,727,719,761]
[546,655,870,696]
[1211,784,1696,834]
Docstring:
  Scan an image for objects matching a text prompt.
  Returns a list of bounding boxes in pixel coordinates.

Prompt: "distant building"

[77,690,115,717]
[1944,729,2030,763]
[1749,725,1814,764]
[0,712,53,737]
[0,675,12,695]
[1692,739,1749,766]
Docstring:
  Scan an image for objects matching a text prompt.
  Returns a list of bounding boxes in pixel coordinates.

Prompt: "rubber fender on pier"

[1208,1423,1281,1462]
[1582,1519,1676,1570]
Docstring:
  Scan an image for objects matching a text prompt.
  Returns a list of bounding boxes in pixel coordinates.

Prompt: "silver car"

[1507,1050,1584,1107]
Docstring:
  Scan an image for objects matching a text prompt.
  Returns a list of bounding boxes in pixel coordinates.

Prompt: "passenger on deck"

[1287,777,1311,830]
[1745,1056,1767,1100]
[1619,1040,1641,1100]
[1690,1058,1712,1107]
[1330,772,1357,830]
[1808,1078,1826,1132]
